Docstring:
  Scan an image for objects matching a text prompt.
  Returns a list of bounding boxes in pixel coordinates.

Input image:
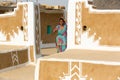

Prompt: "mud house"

[0,0,120,80]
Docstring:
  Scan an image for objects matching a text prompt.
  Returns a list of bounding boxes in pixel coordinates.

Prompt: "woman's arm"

[53,25,59,32]
[53,28,57,32]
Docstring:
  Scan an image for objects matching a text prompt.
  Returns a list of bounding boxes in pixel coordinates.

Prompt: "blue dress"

[56,24,67,53]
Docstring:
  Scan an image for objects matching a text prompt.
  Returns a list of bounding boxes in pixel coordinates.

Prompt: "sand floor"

[41,48,57,56]
[44,49,120,63]
[0,65,35,80]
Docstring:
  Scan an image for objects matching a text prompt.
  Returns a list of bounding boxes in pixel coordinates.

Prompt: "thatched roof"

[0,2,65,14]
[93,0,120,9]
[0,1,16,7]
[40,4,65,10]
[40,4,65,13]
[0,1,16,11]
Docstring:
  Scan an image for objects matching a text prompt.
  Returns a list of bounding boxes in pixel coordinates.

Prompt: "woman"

[53,18,67,53]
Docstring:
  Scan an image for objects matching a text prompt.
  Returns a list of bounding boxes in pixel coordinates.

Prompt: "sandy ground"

[41,48,57,56]
[0,65,35,80]
[44,49,120,63]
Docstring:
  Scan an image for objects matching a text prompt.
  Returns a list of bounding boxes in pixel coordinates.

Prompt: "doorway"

[40,5,66,56]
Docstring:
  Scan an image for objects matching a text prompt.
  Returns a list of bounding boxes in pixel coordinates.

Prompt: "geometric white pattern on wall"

[23,4,28,41]
[11,51,19,66]
[10,27,24,42]
[75,2,82,45]
[0,30,6,41]
[59,62,87,80]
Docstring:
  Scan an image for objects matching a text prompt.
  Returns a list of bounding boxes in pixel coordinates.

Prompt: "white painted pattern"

[11,51,19,66]
[75,2,82,45]
[81,28,101,47]
[23,4,28,41]
[59,62,86,80]
[117,77,120,80]
[0,30,6,41]
[37,58,120,80]
[10,27,24,42]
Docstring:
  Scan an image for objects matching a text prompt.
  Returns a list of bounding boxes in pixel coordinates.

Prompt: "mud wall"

[0,4,27,41]
[40,12,63,43]
[0,48,28,69]
[82,3,120,46]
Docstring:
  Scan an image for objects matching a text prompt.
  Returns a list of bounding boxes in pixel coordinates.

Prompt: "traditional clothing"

[56,24,67,53]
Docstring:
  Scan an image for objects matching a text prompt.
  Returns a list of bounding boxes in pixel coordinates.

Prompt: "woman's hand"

[53,28,57,32]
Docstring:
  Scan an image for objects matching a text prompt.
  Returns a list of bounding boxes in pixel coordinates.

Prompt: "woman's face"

[59,20,64,25]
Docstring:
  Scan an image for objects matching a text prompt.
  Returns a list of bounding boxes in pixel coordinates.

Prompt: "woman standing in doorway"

[53,18,67,53]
